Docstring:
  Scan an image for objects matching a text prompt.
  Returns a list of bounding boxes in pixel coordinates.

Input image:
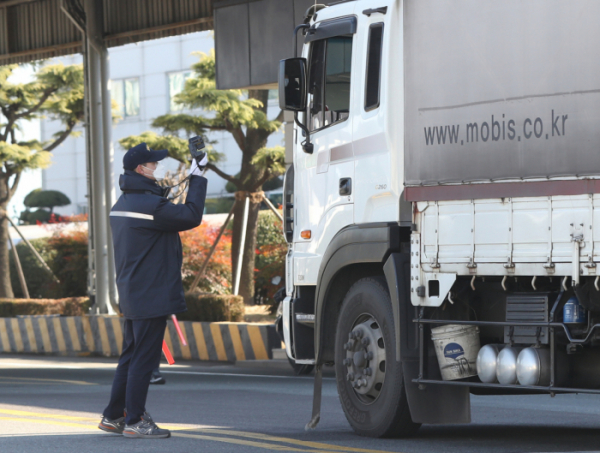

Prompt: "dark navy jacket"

[110,170,207,320]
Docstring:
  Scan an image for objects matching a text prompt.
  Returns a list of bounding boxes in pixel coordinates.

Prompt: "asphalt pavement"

[0,353,600,452]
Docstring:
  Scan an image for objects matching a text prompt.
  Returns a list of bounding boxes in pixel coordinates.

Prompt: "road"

[0,354,600,453]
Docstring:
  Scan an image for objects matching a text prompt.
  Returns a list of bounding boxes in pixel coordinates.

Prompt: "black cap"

[123,143,168,171]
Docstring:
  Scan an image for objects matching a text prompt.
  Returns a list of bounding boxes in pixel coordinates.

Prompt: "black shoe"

[149,370,166,385]
[123,412,170,439]
[98,415,125,434]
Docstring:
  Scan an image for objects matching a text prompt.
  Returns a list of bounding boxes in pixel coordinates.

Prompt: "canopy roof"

[0,0,214,65]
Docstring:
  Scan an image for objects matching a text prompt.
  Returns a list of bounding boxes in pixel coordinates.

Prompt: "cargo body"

[404,0,600,186]
[278,0,600,438]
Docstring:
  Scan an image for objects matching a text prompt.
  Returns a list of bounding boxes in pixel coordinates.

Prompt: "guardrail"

[0,316,280,362]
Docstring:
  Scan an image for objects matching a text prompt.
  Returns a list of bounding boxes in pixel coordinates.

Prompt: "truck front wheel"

[335,277,420,438]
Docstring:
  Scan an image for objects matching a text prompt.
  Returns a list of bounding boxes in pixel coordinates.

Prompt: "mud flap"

[402,360,471,424]
[384,252,471,425]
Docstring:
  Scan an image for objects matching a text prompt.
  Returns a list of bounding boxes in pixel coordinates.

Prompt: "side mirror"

[279,58,307,111]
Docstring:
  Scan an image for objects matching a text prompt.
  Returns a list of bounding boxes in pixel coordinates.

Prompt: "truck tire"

[335,277,420,438]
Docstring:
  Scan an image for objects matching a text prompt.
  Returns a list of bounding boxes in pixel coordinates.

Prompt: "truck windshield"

[307,35,353,132]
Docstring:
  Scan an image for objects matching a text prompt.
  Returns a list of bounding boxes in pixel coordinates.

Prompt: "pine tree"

[0,63,85,298]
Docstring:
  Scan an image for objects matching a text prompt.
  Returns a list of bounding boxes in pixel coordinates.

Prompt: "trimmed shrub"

[9,231,88,298]
[254,210,286,311]
[19,208,52,225]
[46,231,88,297]
[24,189,71,212]
[9,238,54,298]
[180,290,244,322]
[181,223,232,294]
[0,297,91,317]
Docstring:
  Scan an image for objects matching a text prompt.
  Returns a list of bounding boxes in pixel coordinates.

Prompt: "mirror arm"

[293,24,310,57]
[292,23,312,154]
[294,112,313,154]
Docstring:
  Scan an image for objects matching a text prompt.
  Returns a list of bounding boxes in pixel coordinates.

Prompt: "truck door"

[294,16,357,285]
[353,1,395,224]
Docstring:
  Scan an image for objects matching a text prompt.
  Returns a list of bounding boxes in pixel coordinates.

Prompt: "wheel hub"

[343,316,386,402]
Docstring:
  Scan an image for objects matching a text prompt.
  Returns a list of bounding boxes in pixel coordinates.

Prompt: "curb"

[0,316,280,362]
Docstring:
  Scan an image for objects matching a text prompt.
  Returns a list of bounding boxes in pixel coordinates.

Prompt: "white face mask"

[141,162,167,181]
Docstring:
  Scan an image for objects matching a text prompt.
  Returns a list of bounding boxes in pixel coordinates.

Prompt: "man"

[98,143,207,439]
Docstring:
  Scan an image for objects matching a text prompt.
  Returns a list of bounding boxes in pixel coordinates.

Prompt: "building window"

[168,71,192,112]
[111,78,140,118]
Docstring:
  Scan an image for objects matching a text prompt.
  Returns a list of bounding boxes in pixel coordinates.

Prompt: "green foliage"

[254,210,286,308]
[47,231,88,297]
[9,232,88,298]
[0,63,86,296]
[0,141,51,173]
[9,238,53,298]
[19,208,51,225]
[0,63,85,142]
[1,62,85,154]
[256,210,286,247]
[204,197,235,214]
[174,51,272,130]
[263,176,283,192]
[152,113,213,137]
[225,172,283,193]
[251,146,285,177]
[119,132,188,164]
[0,297,90,317]
[180,290,244,322]
[118,131,224,166]
[121,51,283,187]
[24,188,70,210]
[39,64,85,128]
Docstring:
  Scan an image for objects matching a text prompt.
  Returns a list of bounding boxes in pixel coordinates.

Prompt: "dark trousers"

[103,316,167,425]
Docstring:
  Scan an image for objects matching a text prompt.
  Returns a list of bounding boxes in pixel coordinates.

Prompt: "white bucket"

[431,324,481,380]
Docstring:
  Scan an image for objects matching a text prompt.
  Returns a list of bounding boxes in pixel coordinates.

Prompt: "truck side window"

[365,23,383,111]
[307,35,353,132]
[323,36,352,126]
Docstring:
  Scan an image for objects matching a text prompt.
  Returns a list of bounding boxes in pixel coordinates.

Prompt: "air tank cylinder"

[496,346,523,385]
[476,344,500,383]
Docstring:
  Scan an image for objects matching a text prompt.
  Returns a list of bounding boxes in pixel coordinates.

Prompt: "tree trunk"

[0,201,14,298]
[229,89,272,305]
[231,191,262,305]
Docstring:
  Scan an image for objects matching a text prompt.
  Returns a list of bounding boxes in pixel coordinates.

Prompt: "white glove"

[197,153,208,168]
[188,161,203,177]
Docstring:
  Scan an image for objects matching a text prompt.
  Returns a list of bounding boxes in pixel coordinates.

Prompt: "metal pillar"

[82,34,96,308]
[83,0,116,314]
[100,47,118,309]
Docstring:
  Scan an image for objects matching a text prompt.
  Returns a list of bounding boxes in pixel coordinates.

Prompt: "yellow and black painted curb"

[0,316,280,362]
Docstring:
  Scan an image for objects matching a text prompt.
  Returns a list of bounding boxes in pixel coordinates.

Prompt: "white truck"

[278,0,600,438]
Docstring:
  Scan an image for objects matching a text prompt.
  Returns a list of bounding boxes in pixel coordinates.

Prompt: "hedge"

[0,294,241,322]
[0,297,91,317]
[9,232,88,299]
[179,290,244,322]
